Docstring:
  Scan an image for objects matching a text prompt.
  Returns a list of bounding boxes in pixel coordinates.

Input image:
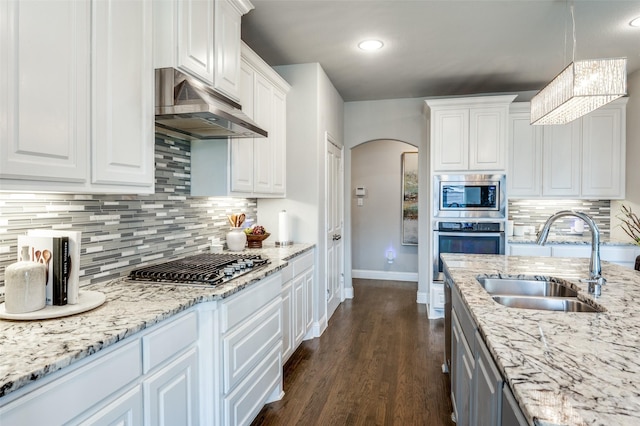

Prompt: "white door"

[326,135,343,319]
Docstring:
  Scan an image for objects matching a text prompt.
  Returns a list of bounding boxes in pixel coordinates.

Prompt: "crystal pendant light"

[530,3,627,125]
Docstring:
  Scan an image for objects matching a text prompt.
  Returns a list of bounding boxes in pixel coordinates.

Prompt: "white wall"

[351,139,418,279]
[344,98,429,303]
[611,69,640,243]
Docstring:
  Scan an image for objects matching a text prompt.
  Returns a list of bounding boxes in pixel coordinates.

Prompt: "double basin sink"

[476,277,604,313]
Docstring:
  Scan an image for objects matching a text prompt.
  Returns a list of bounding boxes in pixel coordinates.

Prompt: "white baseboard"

[351,269,419,282]
[344,287,354,299]
[416,291,427,304]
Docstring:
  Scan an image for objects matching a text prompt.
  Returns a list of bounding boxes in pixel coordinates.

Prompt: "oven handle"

[434,231,504,238]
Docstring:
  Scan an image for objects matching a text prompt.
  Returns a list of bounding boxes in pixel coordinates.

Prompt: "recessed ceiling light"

[358,39,383,51]
[630,17,640,27]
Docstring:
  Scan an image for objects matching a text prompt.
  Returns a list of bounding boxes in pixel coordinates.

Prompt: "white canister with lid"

[4,246,46,313]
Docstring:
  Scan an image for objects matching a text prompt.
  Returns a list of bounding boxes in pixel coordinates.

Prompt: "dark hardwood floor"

[252,279,454,426]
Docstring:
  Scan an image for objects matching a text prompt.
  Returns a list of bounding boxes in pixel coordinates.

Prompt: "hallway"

[252,279,453,425]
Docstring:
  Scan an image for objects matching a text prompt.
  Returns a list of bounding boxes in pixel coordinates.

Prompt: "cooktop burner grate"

[128,253,269,286]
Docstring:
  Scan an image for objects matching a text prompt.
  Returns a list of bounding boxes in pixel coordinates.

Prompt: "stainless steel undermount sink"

[476,277,579,298]
[491,295,604,313]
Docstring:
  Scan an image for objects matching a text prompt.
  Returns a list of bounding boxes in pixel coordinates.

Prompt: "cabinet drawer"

[280,262,293,282]
[223,344,282,426]
[292,250,314,274]
[0,340,141,425]
[221,272,281,332]
[142,310,198,373]
[223,297,282,392]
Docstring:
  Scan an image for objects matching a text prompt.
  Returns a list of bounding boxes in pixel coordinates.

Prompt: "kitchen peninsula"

[0,243,314,425]
[443,253,640,425]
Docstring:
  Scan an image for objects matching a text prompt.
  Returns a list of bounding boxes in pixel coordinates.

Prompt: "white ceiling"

[241,0,640,102]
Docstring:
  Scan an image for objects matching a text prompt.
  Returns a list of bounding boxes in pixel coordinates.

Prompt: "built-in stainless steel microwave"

[433,174,506,218]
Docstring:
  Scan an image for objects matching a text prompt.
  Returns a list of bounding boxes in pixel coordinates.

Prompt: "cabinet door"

[177,0,214,84]
[230,62,255,193]
[304,268,314,334]
[502,384,528,426]
[542,121,581,197]
[92,0,154,190]
[144,347,199,426]
[76,386,143,426]
[281,280,294,362]
[214,0,242,100]
[433,109,469,171]
[451,309,474,425]
[581,105,624,198]
[253,73,274,194]
[293,274,306,346]
[0,0,89,184]
[469,107,506,170]
[271,88,287,195]
[508,113,542,197]
[474,331,502,426]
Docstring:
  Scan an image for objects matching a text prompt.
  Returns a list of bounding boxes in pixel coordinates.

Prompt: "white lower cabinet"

[281,250,315,364]
[76,385,143,426]
[218,272,283,426]
[144,348,199,426]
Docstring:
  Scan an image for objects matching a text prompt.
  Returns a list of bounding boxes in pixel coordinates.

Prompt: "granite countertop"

[0,242,314,399]
[442,253,640,426]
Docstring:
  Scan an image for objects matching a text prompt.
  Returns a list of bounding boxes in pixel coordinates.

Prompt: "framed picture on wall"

[402,152,418,245]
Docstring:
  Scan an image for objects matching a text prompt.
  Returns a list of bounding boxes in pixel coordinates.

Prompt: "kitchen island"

[442,253,640,425]
[0,243,313,400]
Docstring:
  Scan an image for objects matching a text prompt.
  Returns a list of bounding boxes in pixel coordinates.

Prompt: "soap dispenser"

[4,246,46,314]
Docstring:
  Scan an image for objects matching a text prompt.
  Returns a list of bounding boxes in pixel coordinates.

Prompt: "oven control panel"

[437,221,503,232]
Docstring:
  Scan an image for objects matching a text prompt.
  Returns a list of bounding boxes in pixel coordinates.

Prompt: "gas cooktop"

[128,253,269,286]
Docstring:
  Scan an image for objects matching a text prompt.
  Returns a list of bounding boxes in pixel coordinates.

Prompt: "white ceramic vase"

[226,227,247,251]
[5,246,46,314]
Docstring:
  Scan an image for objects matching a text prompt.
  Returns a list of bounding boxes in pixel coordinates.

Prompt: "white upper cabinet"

[508,99,627,199]
[426,95,516,172]
[92,0,154,189]
[581,104,625,198]
[508,104,542,197]
[0,0,90,186]
[0,0,154,194]
[155,0,252,102]
[191,42,290,198]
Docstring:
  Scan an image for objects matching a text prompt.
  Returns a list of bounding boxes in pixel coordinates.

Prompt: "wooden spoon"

[238,213,245,227]
[42,250,51,283]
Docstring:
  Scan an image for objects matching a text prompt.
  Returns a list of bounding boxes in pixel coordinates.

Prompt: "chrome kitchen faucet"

[536,211,605,297]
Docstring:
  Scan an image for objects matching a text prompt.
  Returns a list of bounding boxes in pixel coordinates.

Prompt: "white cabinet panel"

[0,0,89,184]
[581,106,624,198]
[542,121,581,197]
[143,347,199,426]
[76,386,143,426]
[177,0,215,84]
[508,107,542,197]
[433,109,469,171]
[214,0,243,100]
[469,107,505,170]
[92,0,154,189]
[509,244,552,257]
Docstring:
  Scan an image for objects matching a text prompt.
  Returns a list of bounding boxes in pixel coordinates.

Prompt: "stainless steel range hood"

[154,68,267,141]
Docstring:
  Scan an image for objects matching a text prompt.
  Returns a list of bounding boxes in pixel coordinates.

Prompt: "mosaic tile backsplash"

[508,199,611,237]
[0,138,257,288]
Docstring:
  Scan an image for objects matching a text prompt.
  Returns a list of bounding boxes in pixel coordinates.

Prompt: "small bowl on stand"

[245,233,270,248]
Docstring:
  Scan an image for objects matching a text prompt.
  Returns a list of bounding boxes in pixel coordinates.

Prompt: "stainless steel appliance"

[154,68,268,141]
[433,174,506,219]
[128,253,269,286]
[435,220,505,374]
